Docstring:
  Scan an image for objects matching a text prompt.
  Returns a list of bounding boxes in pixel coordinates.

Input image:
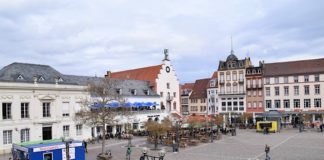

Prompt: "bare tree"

[75,78,129,155]
[145,118,172,150]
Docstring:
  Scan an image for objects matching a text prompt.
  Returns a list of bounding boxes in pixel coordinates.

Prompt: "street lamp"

[61,137,73,160]
[265,144,270,160]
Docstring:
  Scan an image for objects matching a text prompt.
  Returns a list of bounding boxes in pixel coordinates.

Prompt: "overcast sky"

[1,0,324,83]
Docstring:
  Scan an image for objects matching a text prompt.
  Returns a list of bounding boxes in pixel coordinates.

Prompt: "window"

[2,103,12,119]
[116,88,122,95]
[248,102,251,108]
[284,77,288,83]
[227,102,232,106]
[239,73,243,81]
[258,90,262,96]
[74,102,81,112]
[253,102,257,108]
[247,80,251,88]
[259,101,263,108]
[294,99,300,108]
[275,77,279,84]
[43,102,51,117]
[160,92,163,97]
[258,79,262,87]
[21,128,30,142]
[17,74,24,80]
[130,89,137,95]
[304,85,309,95]
[294,76,299,83]
[190,106,198,111]
[266,100,272,109]
[294,86,299,95]
[265,78,270,84]
[226,73,231,81]
[266,87,270,96]
[314,99,321,108]
[173,102,176,110]
[76,124,82,136]
[304,99,311,108]
[3,130,12,144]
[63,125,70,137]
[284,86,289,96]
[304,75,309,82]
[284,100,290,108]
[315,74,320,82]
[253,79,256,88]
[253,91,257,96]
[275,100,280,108]
[166,83,170,89]
[210,80,215,87]
[173,92,176,98]
[275,87,280,96]
[62,102,69,117]
[21,103,29,119]
[232,73,237,81]
[315,85,320,94]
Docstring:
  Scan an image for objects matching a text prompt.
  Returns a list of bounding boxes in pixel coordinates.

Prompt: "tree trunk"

[154,134,158,150]
[101,124,106,154]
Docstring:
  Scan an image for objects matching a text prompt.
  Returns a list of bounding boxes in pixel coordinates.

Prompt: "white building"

[217,52,252,115]
[0,63,92,154]
[263,58,324,124]
[108,49,181,120]
[207,72,218,115]
[0,62,169,154]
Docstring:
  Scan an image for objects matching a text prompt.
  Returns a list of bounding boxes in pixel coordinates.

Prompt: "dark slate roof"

[0,62,158,97]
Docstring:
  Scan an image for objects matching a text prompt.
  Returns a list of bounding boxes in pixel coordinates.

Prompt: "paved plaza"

[1,128,324,160]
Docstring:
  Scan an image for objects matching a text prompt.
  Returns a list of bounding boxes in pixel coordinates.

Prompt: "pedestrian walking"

[126,147,131,160]
[83,140,88,153]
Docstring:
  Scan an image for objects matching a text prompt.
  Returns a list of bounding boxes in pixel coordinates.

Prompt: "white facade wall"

[0,82,92,154]
[207,88,218,115]
[218,69,246,113]
[156,60,180,114]
[264,74,324,112]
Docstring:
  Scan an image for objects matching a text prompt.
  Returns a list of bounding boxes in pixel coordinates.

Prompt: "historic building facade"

[0,62,167,154]
[246,63,264,120]
[180,83,194,116]
[207,72,218,115]
[188,78,210,116]
[217,51,252,121]
[263,58,324,124]
[107,50,181,118]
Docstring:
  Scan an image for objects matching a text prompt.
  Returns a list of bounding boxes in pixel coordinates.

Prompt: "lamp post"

[175,120,181,152]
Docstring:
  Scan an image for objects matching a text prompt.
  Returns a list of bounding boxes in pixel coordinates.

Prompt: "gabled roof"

[189,78,210,99]
[263,58,324,77]
[108,65,162,87]
[211,71,218,79]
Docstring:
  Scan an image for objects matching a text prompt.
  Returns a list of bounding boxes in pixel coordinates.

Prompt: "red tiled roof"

[107,65,162,89]
[264,58,324,77]
[189,78,210,99]
[181,83,195,90]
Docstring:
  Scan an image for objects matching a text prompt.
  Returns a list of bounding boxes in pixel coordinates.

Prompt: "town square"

[1,0,324,160]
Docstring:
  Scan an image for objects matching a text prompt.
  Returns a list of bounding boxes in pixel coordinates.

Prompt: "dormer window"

[130,89,136,95]
[144,90,150,95]
[58,77,63,82]
[116,88,122,95]
[17,74,24,80]
[39,76,44,81]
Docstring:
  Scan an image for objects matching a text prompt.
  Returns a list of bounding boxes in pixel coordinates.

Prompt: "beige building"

[189,78,210,116]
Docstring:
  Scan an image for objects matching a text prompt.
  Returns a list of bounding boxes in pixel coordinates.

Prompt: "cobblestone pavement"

[1,129,324,160]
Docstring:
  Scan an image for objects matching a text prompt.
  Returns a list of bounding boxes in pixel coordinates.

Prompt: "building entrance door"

[42,126,52,140]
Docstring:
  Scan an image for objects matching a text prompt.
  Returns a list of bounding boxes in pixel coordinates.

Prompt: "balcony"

[219,91,245,96]
[219,79,225,84]
[239,79,244,83]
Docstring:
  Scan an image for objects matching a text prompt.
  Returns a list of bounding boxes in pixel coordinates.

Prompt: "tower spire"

[230,36,234,55]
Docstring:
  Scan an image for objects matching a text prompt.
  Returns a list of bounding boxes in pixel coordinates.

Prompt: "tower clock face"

[166,66,170,73]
